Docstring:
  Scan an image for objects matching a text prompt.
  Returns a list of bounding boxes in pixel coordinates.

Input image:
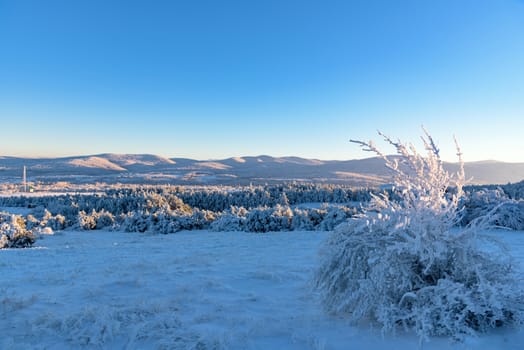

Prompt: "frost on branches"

[314,130,523,341]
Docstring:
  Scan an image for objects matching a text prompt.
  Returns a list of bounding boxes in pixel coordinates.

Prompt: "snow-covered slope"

[68,156,127,171]
[101,153,176,167]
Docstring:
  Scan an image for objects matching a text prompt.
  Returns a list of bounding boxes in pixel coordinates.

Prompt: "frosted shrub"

[314,130,523,341]
[492,201,524,231]
[0,212,35,249]
[77,210,115,230]
[319,206,354,231]
[244,208,273,233]
[210,206,248,232]
[269,205,293,231]
[95,210,116,229]
[461,189,507,226]
[25,214,39,230]
[122,212,150,233]
[46,213,67,231]
[77,210,98,230]
[290,208,317,230]
[503,180,524,200]
[120,207,213,234]
[149,209,183,234]
[244,205,293,232]
[462,189,524,230]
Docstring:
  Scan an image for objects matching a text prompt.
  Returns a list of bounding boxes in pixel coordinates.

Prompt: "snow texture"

[1,229,523,349]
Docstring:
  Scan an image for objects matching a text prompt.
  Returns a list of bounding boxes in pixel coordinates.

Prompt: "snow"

[1,229,523,349]
[197,162,232,170]
[69,157,127,171]
[103,154,176,166]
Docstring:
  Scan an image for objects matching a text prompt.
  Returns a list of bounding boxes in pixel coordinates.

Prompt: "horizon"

[1,151,522,165]
[1,0,524,162]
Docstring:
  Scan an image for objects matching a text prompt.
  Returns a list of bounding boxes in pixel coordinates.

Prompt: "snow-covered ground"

[1,229,523,349]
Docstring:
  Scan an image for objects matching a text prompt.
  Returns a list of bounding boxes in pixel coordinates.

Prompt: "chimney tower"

[23,166,27,192]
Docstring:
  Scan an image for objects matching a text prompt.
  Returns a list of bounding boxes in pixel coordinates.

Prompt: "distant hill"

[0,154,523,186]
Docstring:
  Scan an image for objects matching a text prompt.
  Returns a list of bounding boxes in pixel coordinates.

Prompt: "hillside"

[1,154,523,186]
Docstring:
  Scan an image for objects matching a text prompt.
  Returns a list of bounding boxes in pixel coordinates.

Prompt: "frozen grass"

[1,229,523,349]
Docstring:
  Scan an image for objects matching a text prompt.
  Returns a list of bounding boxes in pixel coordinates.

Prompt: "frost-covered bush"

[210,206,248,231]
[462,189,524,230]
[0,212,35,249]
[319,206,355,231]
[502,180,524,200]
[315,130,524,341]
[77,209,116,230]
[492,201,524,231]
[21,208,66,232]
[120,207,214,234]
[292,207,325,230]
[94,210,116,230]
[268,205,294,231]
[148,209,183,234]
[209,205,355,232]
[244,205,294,232]
[46,213,67,231]
[25,214,39,230]
[244,208,274,233]
[461,189,507,226]
[77,210,98,230]
[121,211,150,233]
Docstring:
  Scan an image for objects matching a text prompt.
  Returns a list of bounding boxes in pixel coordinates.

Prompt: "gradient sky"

[1,0,523,162]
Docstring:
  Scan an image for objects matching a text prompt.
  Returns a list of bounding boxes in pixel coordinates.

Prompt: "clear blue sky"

[1,0,523,162]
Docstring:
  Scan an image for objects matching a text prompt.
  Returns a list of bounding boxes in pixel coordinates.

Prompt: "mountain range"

[1,154,523,186]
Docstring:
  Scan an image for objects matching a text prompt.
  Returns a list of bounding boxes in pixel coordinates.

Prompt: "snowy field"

[1,229,523,349]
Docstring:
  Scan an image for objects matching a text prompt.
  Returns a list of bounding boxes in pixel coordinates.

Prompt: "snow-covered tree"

[314,130,523,341]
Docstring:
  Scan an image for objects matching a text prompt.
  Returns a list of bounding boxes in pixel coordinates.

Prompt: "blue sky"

[1,0,523,162]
